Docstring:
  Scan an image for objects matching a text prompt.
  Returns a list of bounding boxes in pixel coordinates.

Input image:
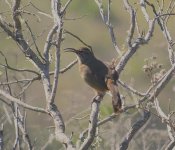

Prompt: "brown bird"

[65,47,122,113]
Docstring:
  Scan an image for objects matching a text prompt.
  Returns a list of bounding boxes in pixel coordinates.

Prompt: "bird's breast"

[79,64,92,79]
[79,64,108,92]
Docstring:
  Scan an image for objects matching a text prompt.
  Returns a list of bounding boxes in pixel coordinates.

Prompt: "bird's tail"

[106,79,122,113]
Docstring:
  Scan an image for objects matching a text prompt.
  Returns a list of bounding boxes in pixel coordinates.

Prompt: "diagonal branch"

[59,59,78,74]
[118,64,175,150]
[119,110,151,150]
[118,79,146,97]
[11,0,44,70]
[0,16,15,38]
[116,18,156,75]
[0,90,48,114]
[149,64,175,102]
[64,30,92,50]
[154,98,175,150]
[61,0,73,15]
[0,51,40,76]
[145,0,175,65]
[24,20,45,62]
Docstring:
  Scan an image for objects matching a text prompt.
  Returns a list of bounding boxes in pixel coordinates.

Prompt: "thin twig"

[118,80,146,97]
[61,0,73,15]
[24,20,45,62]
[94,0,121,55]
[59,59,78,74]
[64,29,92,50]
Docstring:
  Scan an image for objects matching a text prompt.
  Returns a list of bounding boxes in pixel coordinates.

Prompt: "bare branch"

[149,64,175,101]
[79,95,102,150]
[24,20,45,62]
[117,61,175,149]
[118,80,146,97]
[59,59,78,74]
[0,97,11,106]
[78,113,117,145]
[144,0,164,30]
[0,78,36,86]
[154,98,175,150]
[140,0,150,22]
[47,104,74,149]
[64,30,92,50]
[119,110,151,150]
[50,0,63,104]
[123,0,136,47]
[36,1,76,149]
[61,0,73,15]
[165,141,175,150]
[0,90,48,114]
[154,98,168,119]
[0,16,15,38]
[1,0,44,71]
[0,124,3,150]
[0,51,40,76]
[17,111,33,150]
[94,0,121,55]
[116,18,156,75]
[145,0,175,65]
[0,63,40,76]
[13,105,21,150]
[44,24,58,62]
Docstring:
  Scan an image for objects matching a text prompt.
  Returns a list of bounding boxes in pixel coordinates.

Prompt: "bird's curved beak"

[64,48,77,53]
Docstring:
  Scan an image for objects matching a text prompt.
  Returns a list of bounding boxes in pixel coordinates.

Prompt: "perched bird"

[64,47,122,113]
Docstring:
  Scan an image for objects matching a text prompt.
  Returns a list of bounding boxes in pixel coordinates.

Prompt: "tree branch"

[116,18,156,74]
[79,95,102,150]
[43,24,58,63]
[119,110,151,150]
[94,0,121,55]
[149,64,175,102]
[61,0,73,15]
[118,79,146,97]
[0,124,3,150]
[64,30,92,50]
[59,59,78,74]
[123,0,136,47]
[0,90,48,114]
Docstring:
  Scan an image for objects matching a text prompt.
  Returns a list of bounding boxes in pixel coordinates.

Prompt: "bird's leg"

[88,93,104,124]
[91,92,105,104]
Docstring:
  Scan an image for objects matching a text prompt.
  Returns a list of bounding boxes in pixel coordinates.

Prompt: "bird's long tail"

[106,79,122,113]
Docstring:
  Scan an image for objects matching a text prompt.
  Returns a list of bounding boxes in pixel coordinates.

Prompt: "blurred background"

[0,0,175,149]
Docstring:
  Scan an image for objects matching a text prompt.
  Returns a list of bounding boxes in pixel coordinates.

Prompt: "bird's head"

[64,47,94,63]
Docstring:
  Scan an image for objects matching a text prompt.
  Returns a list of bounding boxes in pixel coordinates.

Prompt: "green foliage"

[100,103,113,117]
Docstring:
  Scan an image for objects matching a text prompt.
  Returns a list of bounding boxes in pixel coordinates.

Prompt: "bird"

[64,47,122,113]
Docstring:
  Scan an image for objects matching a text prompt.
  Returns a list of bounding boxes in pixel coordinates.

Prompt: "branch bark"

[119,110,151,150]
[79,95,102,150]
[0,90,48,114]
[0,125,3,150]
